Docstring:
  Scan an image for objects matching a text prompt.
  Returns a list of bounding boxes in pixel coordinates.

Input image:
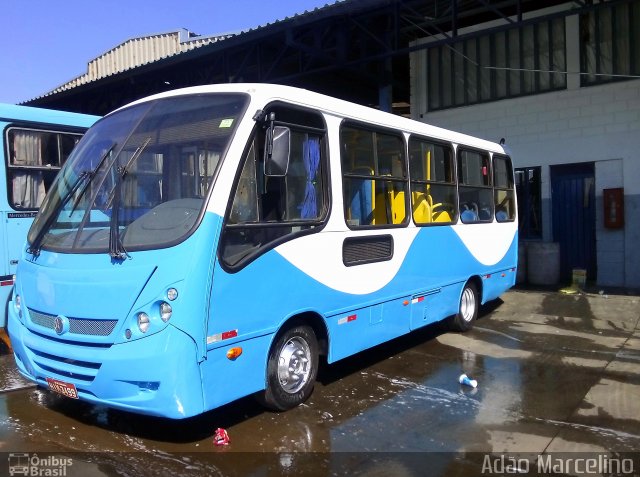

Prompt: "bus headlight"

[167,288,178,301]
[160,302,172,322]
[137,312,150,333]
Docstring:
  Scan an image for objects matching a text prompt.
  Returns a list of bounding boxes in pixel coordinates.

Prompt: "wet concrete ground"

[0,289,639,476]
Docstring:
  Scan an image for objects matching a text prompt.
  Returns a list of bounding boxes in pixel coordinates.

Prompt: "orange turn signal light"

[226,347,243,360]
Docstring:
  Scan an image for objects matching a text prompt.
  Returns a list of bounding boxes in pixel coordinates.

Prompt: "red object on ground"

[213,428,230,446]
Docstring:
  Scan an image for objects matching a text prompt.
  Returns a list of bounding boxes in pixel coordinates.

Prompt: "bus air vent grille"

[343,234,394,267]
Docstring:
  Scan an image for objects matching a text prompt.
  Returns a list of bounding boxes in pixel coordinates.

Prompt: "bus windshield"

[27,93,247,255]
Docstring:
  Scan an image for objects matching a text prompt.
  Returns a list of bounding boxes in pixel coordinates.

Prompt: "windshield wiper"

[28,143,117,256]
[67,142,117,217]
[108,137,151,260]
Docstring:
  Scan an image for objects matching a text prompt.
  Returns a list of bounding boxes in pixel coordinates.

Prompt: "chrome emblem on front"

[54,316,68,335]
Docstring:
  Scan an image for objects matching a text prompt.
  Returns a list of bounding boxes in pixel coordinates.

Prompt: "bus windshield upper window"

[27,93,248,254]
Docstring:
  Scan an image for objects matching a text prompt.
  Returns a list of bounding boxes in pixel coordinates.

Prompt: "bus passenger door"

[5,214,33,276]
[2,214,34,327]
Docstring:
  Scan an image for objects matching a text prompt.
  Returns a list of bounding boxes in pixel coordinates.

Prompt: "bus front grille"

[28,308,118,337]
[26,346,100,383]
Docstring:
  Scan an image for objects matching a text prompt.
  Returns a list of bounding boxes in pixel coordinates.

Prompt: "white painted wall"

[410,13,640,288]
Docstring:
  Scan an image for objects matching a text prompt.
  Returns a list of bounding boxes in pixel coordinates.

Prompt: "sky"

[0,0,336,104]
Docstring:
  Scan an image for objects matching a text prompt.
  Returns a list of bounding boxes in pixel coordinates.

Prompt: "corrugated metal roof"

[35,1,348,101]
[41,29,232,98]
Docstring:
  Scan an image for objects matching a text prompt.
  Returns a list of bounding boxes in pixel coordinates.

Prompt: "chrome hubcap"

[460,287,476,322]
[277,336,312,393]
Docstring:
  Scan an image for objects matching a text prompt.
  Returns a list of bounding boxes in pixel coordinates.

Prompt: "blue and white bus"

[8,84,517,418]
[0,104,98,347]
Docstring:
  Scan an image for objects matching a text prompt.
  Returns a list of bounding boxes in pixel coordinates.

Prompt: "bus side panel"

[409,283,462,331]
[482,266,517,303]
[476,232,518,304]
[207,251,416,369]
[199,333,272,411]
[326,297,411,363]
[205,224,517,401]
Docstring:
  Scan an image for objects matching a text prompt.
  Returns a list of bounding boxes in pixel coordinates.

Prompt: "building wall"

[410,14,640,288]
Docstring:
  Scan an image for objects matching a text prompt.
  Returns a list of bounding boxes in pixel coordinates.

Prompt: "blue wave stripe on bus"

[208,212,517,344]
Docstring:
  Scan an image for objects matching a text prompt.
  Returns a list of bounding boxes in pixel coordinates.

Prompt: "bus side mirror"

[264,126,290,177]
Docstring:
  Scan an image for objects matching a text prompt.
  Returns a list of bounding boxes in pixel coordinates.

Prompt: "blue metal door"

[550,163,596,282]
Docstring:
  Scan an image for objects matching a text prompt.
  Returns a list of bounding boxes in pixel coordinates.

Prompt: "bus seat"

[478,208,491,221]
[374,185,388,225]
[374,178,401,225]
[460,209,477,223]
[433,209,452,222]
[431,203,452,223]
[411,191,431,223]
[389,189,405,224]
[496,209,509,221]
[349,171,374,225]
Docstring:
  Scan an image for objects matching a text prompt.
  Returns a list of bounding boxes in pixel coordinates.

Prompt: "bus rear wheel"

[260,324,318,411]
[450,282,478,332]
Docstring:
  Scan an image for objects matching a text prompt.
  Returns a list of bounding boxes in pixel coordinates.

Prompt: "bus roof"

[0,103,99,129]
[111,83,508,155]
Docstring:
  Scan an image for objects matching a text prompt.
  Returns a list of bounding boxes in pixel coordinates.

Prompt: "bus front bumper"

[8,307,204,419]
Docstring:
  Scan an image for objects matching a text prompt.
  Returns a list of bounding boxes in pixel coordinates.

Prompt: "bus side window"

[228,143,259,224]
[7,128,82,209]
[457,149,493,223]
[221,107,327,268]
[341,125,407,228]
[493,155,516,222]
[408,137,456,225]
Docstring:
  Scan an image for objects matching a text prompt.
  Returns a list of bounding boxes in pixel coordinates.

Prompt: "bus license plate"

[46,378,78,399]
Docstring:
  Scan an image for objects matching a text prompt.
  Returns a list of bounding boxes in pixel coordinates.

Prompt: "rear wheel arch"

[450,277,481,332]
[468,275,484,304]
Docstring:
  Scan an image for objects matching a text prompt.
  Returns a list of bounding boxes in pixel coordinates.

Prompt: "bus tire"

[260,324,318,411]
[451,282,478,332]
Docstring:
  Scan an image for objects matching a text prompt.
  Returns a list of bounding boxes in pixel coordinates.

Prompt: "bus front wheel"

[451,282,478,332]
[260,324,319,411]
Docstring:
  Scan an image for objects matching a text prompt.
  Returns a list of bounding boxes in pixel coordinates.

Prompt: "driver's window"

[220,105,328,269]
[408,137,456,225]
